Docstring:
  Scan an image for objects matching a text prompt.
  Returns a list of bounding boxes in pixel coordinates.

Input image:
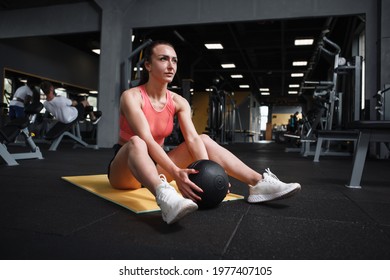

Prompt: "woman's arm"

[174,93,209,160]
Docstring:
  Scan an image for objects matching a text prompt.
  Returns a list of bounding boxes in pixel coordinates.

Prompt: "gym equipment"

[126,39,153,89]
[346,121,390,188]
[283,35,340,153]
[63,174,243,214]
[299,35,343,141]
[313,130,359,162]
[0,102,44,166]
[374,85,390,158]
[44,119,98,151]
[286,33,363,159]
[375,85,390,121]
[187,159,229,209]
[206,84,226,143]
[225,92,239,142]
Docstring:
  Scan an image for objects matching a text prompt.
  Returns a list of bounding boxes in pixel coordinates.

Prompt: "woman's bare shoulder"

[120,87,143,113]
[121,87,142,102]
[122,87,141,97]
[171,91,188,107]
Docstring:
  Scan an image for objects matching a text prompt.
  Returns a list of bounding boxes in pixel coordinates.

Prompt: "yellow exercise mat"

[62,174,244,214]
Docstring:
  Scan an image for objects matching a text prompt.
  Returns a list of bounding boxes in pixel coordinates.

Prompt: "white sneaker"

[155,175,198,224]
[248,168,301,203]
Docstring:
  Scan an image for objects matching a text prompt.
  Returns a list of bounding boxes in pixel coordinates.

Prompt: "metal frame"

[48,121,98,151]
[0,127,43,166]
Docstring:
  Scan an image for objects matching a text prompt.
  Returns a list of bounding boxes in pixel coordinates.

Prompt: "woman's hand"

[173,168,203,202]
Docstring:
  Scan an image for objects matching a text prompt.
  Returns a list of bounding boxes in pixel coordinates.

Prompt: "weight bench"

[0,103,44,166]
[44,120,98,151]
[346,121,390,188]
[313,130,359,162]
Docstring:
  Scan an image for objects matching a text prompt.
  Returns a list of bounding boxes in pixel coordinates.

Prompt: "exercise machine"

[0,102,44,166]
[44,119,98,151]
[206,84,226,143]
[287,34,363,159]
[374,85,390,159]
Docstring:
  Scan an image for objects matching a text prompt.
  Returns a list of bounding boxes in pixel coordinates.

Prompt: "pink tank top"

[119,85,175,146]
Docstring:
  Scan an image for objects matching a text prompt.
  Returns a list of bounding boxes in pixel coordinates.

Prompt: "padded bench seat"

[313,130,359,162]
[44,120,98,151]
[0,116,43,166]
[44,121,76,141]
[0,117,30,143]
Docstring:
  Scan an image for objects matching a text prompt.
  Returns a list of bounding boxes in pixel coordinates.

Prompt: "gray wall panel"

[0,2,100,39]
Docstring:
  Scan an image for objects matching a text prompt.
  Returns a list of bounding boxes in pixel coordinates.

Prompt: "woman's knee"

[127,136,147,151]
[199,134,214,148]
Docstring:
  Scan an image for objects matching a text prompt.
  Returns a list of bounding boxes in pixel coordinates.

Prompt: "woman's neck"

[144,81,167,99]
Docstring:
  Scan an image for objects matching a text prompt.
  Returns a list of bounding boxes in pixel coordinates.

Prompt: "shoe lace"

[264,168,280,183]
[159,174,167,183]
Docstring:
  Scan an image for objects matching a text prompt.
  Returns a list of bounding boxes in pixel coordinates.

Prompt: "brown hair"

[40,81,53,95]
[138,40,175,85]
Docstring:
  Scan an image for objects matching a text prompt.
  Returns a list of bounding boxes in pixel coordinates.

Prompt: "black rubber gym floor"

[1,141,390,260]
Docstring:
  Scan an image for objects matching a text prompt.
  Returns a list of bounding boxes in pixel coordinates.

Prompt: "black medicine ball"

[187,159,229,209]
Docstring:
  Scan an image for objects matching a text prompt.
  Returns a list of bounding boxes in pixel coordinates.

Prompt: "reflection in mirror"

[2,68,98,117]
[1,68,99,143]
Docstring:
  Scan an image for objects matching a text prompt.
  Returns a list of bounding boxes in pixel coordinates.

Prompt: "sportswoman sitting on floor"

[108,41,301,224]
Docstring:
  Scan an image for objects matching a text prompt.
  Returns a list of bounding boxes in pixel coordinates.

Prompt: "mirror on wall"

[1,68,100,143]
[1,68,98,117]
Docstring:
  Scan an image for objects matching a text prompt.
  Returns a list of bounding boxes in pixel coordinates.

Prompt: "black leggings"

[107,144,122,179]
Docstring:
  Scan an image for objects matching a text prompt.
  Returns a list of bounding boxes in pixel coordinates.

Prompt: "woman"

[108,41,301,224]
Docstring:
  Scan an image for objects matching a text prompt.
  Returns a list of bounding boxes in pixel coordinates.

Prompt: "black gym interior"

[1,0,390,260]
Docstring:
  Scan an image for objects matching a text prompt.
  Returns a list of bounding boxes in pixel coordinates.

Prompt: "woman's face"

[146,44,178,84]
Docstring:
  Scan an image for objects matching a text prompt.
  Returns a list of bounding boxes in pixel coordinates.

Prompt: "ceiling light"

[221,63,236,68]
[294,38,314,46]
[89,90,98,94]
[205,43,223,49]
[288,91,298,94]
[231,74,243,78]
[92,48,100,55]
[239,85,250,88]
[293,61,308,66]
[291,73,304,77]
[260,88,270,91]
[261,92,270,95]
[289,84,300,88]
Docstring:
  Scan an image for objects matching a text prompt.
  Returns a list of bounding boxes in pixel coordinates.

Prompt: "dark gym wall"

[0,2,100,39]
[0,37,99,90]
